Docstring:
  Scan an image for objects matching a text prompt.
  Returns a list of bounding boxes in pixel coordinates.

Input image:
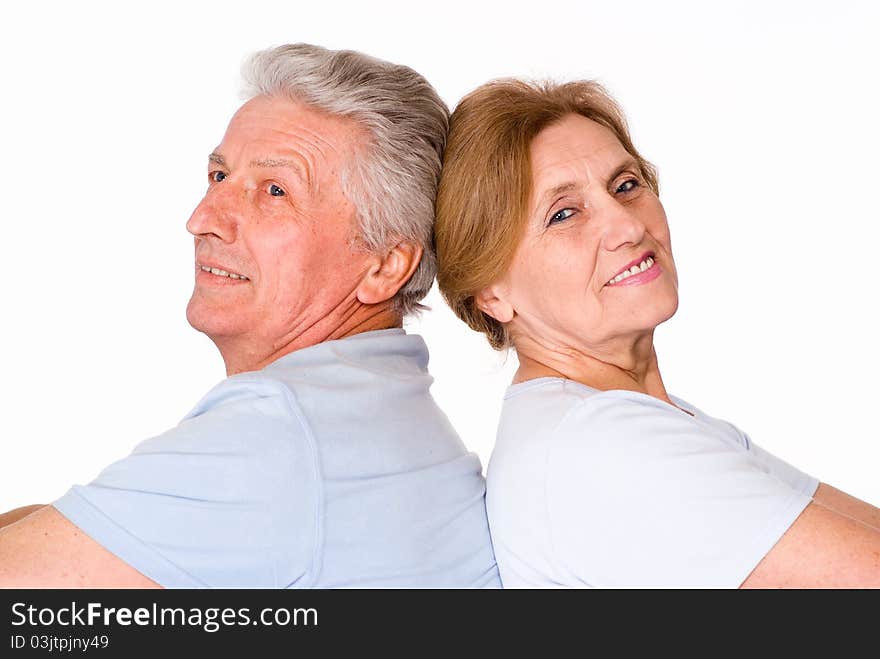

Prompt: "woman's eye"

[616,178,640,194]
[548,208,575,226]
[209,171,227,183]
[268,183,286,197]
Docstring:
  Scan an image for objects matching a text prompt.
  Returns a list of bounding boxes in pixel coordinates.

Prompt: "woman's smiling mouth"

[605,253,659,287]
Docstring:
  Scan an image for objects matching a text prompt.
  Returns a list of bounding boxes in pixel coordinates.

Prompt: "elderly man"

[0,44,500,588]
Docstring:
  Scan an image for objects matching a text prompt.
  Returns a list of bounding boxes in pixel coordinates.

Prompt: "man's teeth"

[608,256,654,285]
[200,265,249,281]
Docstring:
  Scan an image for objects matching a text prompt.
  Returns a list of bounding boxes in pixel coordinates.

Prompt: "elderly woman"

[435,79,880,588]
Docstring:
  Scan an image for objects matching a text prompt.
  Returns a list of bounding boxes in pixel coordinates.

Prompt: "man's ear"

[357,241,423,305]
[474,283,514,323]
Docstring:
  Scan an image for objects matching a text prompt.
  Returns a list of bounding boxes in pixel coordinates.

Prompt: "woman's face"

[482,113,679,354]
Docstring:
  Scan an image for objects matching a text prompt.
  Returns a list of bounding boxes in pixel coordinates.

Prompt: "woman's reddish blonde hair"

[435,79,658,349]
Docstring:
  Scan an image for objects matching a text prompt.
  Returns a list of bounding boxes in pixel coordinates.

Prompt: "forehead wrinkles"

[528,133,630,219]
[532,135,625,189]
[278,128,334,193]
[226,103,358,194]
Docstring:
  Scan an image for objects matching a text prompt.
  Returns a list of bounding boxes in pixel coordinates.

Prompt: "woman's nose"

[185,188,240,243]
[598,198,646,252]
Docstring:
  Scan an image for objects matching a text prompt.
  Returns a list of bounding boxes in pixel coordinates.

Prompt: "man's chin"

[186,300,230,338]
[185,298,203,333]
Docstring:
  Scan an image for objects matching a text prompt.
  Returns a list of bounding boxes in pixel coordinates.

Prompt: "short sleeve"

[52,377,319,588]
[545,395,816,588]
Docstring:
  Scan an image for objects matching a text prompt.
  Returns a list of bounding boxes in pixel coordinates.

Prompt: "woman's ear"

[475,283,514,323]
[357,241,423,305]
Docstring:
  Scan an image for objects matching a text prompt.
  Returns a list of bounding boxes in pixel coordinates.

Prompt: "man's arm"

[0,505,45,530]
[0,506,160,588]
[741,499,880,588]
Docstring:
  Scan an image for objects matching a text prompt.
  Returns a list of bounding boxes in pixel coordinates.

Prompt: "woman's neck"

[513,331,675,406]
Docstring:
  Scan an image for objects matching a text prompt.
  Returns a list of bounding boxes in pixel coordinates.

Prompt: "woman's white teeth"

[609,256,654,284]
[200,265,248,281]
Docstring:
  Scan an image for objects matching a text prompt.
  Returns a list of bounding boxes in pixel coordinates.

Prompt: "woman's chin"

[627,295,679,335]
[661,294,679,323]
[651,295,679,330]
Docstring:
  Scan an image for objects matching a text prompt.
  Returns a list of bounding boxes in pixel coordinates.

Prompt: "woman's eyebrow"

[531,182,579,226]
[534,155,643,215]
[608,157,640,181]
[537,181,578,207]
[537,157,640,200]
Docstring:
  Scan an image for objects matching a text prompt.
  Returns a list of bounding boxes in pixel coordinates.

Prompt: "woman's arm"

[741,500,880,588]
[812,482,880,531]
[0,505,45,530]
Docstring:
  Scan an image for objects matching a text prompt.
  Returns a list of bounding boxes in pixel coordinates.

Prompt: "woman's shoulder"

[503,376,596,410]
[498,377,742,460]
[498,378,601,442]
[502,377,699,426]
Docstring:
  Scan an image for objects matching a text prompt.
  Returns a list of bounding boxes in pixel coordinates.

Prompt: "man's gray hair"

[241,43,449,316]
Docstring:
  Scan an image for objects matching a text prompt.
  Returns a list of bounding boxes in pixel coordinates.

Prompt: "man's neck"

[218,302,402,376]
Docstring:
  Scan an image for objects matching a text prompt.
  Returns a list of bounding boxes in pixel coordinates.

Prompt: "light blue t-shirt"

[54,329,501,588]
[487,378,819,588]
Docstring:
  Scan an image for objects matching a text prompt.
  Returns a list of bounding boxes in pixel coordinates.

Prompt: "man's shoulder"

[262,329,430,382]
[129,373,312,463]
[248,329,440,429]
[182,372,298,424]
[172,329,444,456]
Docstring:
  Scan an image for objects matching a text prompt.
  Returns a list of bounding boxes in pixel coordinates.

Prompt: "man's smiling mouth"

[199,264,250,281]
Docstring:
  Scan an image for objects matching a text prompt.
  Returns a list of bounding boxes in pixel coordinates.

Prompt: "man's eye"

[268,184,286,197]
[616,178,640,194]
[548,208,575,226]
[209,171,226,183]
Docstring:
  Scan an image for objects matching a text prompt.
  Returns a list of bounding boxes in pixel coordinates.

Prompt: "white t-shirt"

[487,377,818,588]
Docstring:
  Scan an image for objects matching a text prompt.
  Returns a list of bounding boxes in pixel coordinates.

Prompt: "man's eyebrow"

[250,157,312,186]
[206,153,312,186]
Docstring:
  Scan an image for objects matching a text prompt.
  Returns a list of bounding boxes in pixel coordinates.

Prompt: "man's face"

[185,95,371,370]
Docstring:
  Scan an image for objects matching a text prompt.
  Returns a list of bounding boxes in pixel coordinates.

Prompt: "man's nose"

[185,187,240,243]
[598,197,646,252]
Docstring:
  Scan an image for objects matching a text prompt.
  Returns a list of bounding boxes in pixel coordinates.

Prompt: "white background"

[1,0,878,511]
